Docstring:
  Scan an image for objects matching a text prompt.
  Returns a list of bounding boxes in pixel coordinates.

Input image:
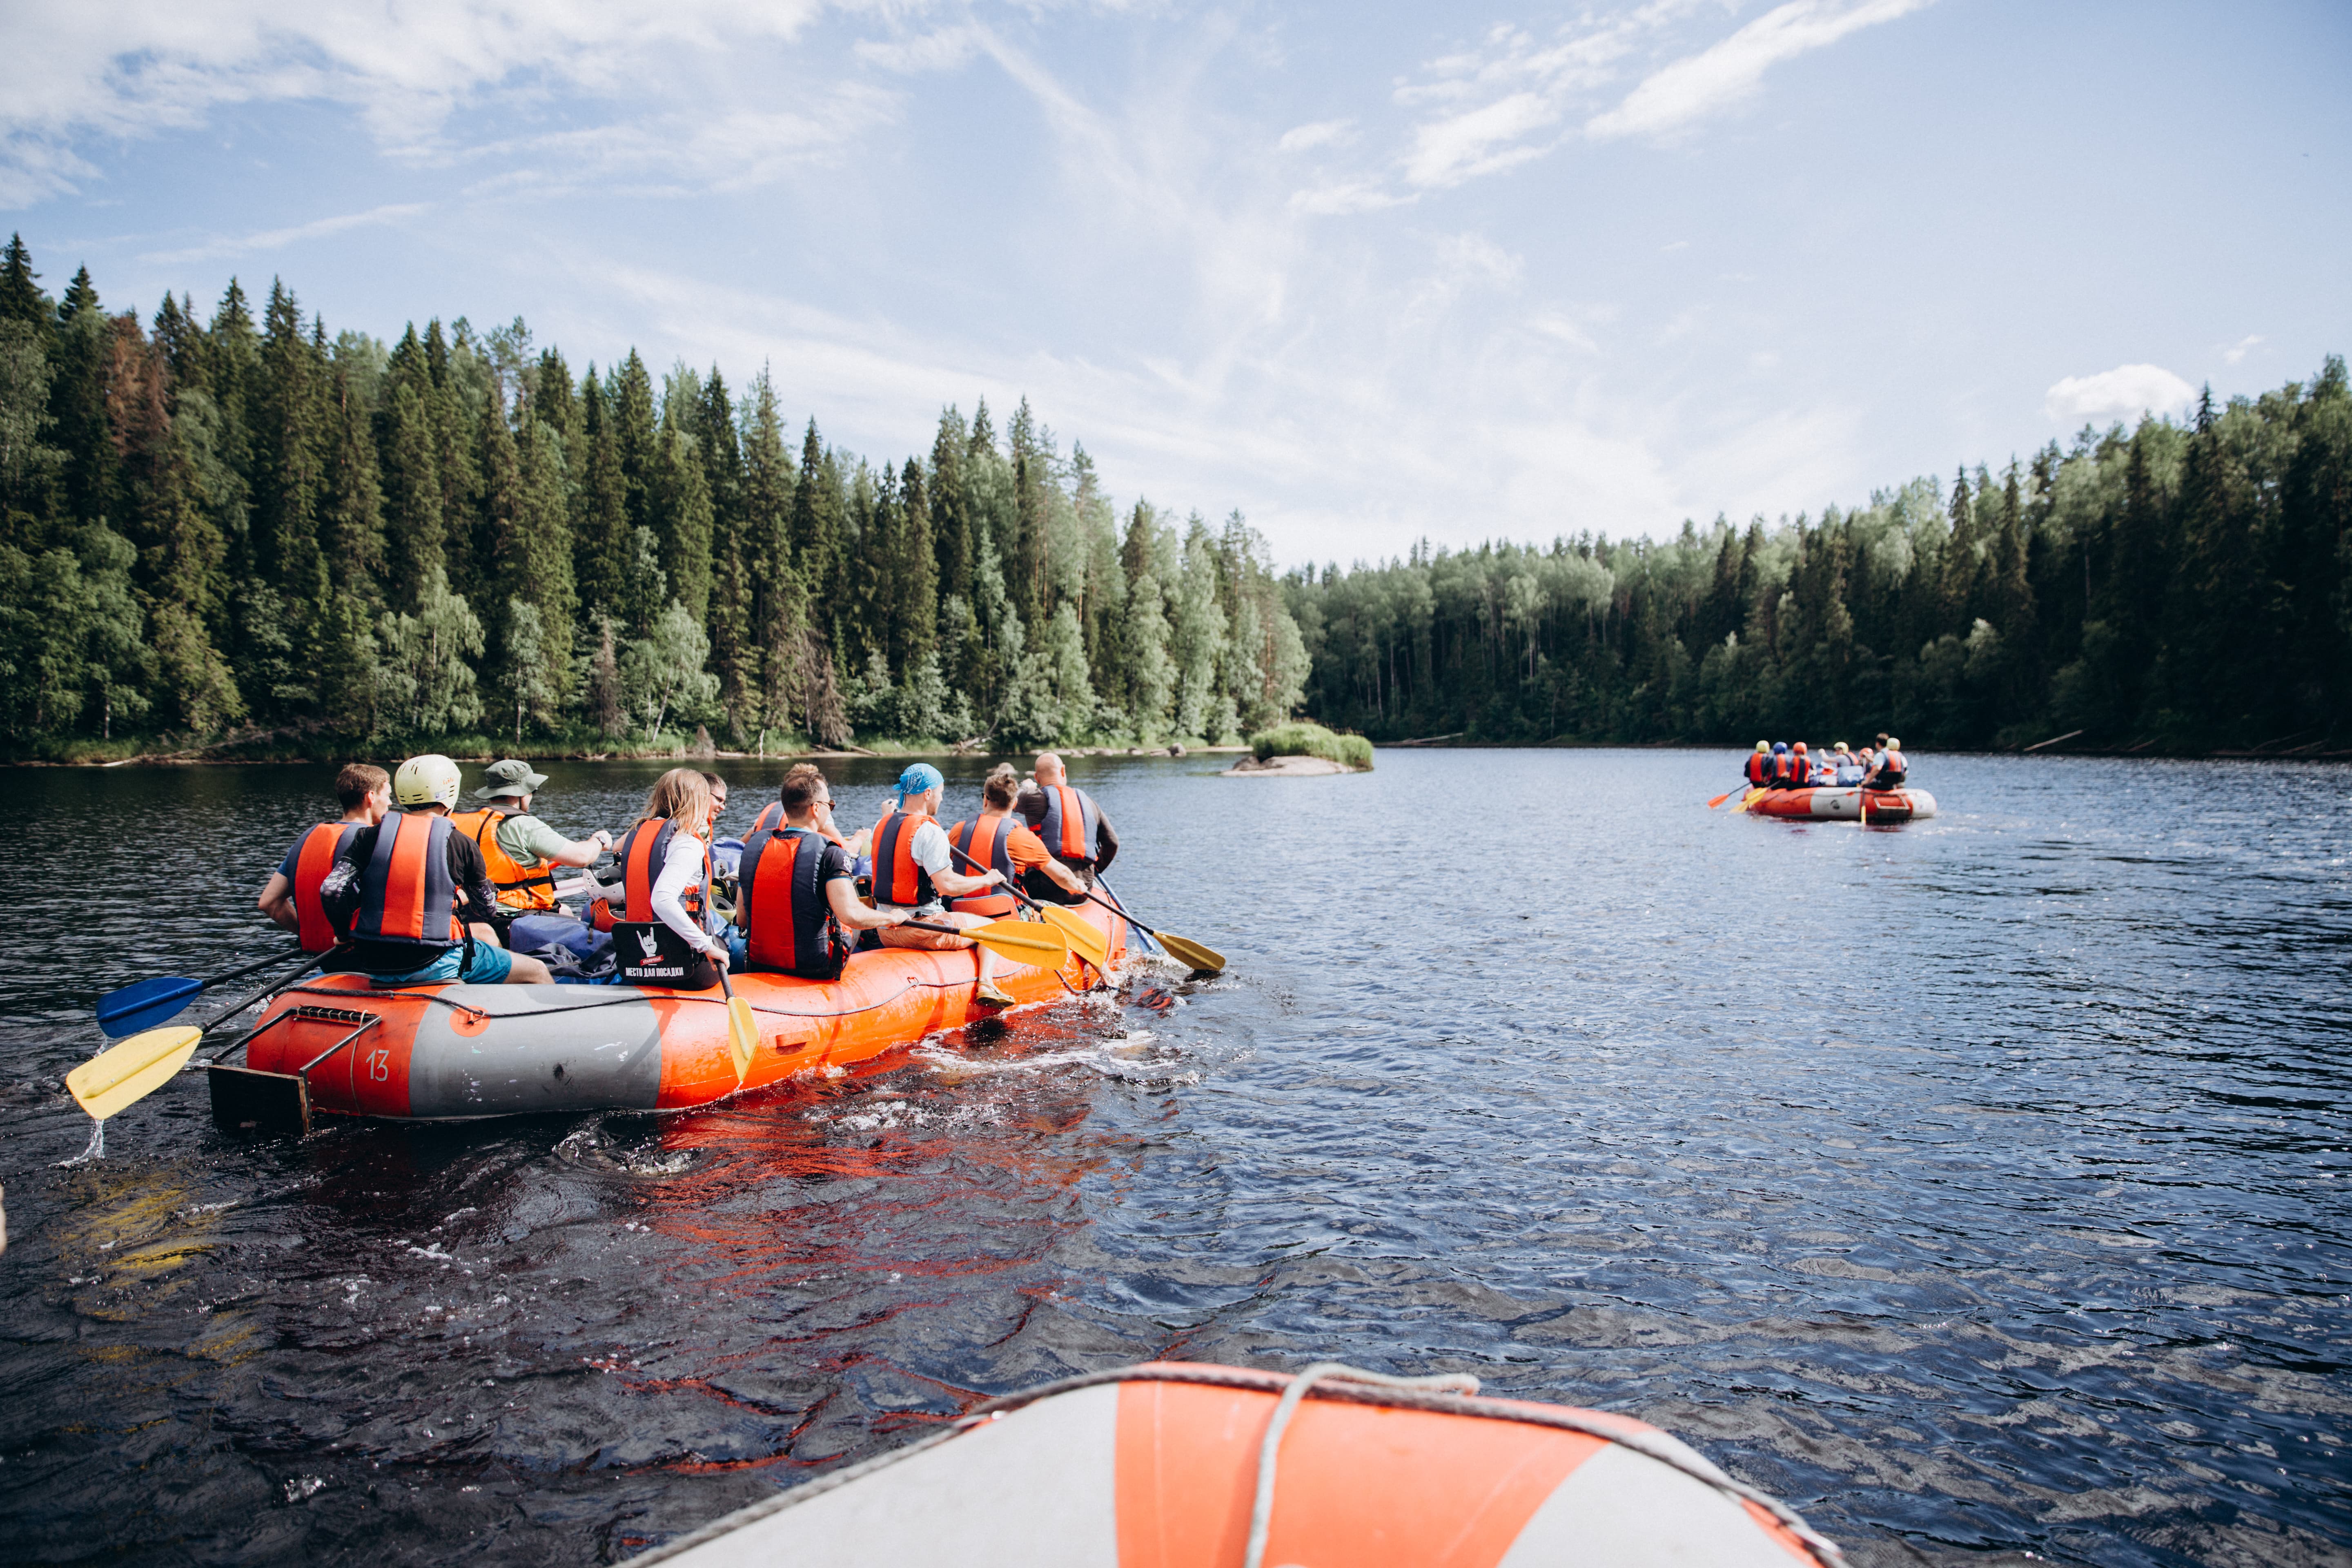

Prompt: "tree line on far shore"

[0,237,1307,759]
[1287,359,2350,754]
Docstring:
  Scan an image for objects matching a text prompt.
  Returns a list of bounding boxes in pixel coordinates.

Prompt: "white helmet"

[392,753,462,810]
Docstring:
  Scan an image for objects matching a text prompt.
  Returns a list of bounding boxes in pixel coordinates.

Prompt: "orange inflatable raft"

[1740,784,1937,822]
[205,901,1125,1132]
[635,1361,1844,1567]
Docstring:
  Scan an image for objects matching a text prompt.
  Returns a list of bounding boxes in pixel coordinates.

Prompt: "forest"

[2,232,2344,761]
[0,237,1307,759]
[1288,362,2352,753]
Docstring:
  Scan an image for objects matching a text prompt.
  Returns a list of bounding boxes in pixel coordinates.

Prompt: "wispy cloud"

[1587,0,1932,142]
[1277,118,1355,153]
[2221,333,2263,365]
[2043,363,2195,427]
[140,202,429,265]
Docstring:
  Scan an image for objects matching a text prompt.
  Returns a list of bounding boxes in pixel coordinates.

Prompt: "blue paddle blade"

[95,976,202,1038]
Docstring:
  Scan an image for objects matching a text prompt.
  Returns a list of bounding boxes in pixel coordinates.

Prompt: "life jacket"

[947,813,1018,918]
[446,806,559,911]
[740,825,847,980]
[347,811,465,954]
[1035,784,1101,870]
[1744,752,1771,786]
[1874,750,1907,787]
[1787,749,1811,787]
[610,816,717,989]
[290,822,361,953]
[870,807,937,909]
[748,801,783,839]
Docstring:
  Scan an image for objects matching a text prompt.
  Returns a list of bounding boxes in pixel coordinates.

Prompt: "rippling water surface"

[1,750,2347,1566]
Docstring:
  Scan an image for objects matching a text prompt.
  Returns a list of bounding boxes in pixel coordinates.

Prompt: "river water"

[0,750,2345,1566]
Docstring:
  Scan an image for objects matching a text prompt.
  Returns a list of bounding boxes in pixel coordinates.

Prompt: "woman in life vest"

[737,766,907,979]
[949,764,1087,919]
[1870,737,1908,789]
[1744,741,1773,788]
[871,762,1016,1007]
[1831,742,1866,787]
[610,768,731,989]
[258,761,390,953]
[317,755,554,985]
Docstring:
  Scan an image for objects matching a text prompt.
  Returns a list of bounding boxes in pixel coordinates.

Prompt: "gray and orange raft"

[207,901,1126,1133]
[634,1361,1843,1567]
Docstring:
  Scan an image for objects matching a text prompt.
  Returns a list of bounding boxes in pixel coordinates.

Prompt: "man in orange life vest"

[257,762,391,952]
[448,759,612,913]
[1014,752,1118,905]
[1869,737,1908,790]
[871,762,1016,1007]
[735,766,907,979]
[949,764,1087,918]
[318,755,555,986]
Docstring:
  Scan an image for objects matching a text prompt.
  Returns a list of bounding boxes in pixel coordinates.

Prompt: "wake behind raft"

[206,900,1126,1134]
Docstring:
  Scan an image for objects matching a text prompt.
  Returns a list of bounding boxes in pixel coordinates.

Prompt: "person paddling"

[316,755,555,986]
[950,764,1087,917]
[1869,738,1908,790]
[258,763,390,953]
[1015,752,1117,905]
[872,763,1016,1007]
[608,768,731,989]
[1743,742,1772,791]
[448,759,613,913]
[736,766,907,979]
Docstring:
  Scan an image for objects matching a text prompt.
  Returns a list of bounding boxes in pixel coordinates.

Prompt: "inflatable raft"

[207,901,1125,1134]
[634,1361,1844,1567]
[1740,785,1936,822]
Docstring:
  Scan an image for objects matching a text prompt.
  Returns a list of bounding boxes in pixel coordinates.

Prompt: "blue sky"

[4,0,2346,566]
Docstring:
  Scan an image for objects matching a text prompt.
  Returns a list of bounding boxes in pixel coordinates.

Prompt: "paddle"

[901,918,1071,968]
[1091,877,1224,976]
[944,844,1111,976]
[716,965,757,1085]
[95,943,305,1038]
[64,948,334,1133]
[1706,787,1738,808]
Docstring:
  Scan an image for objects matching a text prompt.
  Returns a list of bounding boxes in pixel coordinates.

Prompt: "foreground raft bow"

[1741,784,1937,822]
[633,1361,1845,1568]
[207,901,1127,1136]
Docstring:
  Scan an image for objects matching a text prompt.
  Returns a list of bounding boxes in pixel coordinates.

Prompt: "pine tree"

[574,374,631,625]
[252,280,328,607]
[650,425,714,625]
[930,406,972,608]
[321,355,386,595]
[897,455,938,668]
[0,235,48,330]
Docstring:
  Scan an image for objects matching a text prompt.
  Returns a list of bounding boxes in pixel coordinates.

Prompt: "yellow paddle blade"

[1038,905,1110,972]
[67,1025,203,1121]
[726,996,758,1083]
[1152,929,1226,976]
[967,918,1070,967]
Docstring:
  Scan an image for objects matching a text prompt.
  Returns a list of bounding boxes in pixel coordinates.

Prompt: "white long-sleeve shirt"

[649,833,722,957]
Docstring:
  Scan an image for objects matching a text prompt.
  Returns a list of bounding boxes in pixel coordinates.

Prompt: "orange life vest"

[616,817,708,923]
[946,813,1018,918]
[1035,784,1100,866]
[447,806,559,911]
[348,812,465,953]
[870,807,937,909]
[290,822,360,953]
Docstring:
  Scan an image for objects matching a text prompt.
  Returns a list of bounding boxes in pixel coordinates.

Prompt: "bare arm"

[828,878,905,932]
[1039,857,1086,896]
[931,866,1001,898]
[257,873,297,931]
[541,832,609,869]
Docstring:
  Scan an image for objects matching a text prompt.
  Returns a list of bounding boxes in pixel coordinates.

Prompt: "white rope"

[1243,1362,1482,1568]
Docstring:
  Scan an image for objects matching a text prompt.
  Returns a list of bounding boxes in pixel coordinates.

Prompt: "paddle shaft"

[1091,876,1160,953]
[201,951,334,1042]
[201,944,308,993]
[946,843,1054,913]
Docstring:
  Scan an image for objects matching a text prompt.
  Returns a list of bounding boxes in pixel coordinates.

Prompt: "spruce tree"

[929,405,972,606]
[575,374,633,627]
[898,455,937,668]
[0,235,47,330]
[252,281,328,606]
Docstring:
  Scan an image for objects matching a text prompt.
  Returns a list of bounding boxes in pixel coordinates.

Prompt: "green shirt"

[494,812,576,870]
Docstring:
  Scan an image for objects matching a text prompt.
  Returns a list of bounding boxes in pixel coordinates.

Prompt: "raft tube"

[1740,785,1936,822]
[207,901,1125,1128]
[634,1361,1844,1567]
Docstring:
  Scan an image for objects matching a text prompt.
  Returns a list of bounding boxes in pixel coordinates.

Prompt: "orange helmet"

[1792,742,1808,754]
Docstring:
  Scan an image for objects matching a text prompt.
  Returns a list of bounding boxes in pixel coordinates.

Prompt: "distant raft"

[633,1361,1844,1568]
[207,900,1125,1134]
[1740,785,1937,822]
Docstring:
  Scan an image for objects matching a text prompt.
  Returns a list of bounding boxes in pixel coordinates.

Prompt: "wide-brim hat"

[474,758,549,798]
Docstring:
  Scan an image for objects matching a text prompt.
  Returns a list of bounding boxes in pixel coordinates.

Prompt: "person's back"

[258,762,390,953]
[611,768,726,990]
[1784,743,1811,788]
[1018,752,1114,904]
[1744,742,1771,787]
[738,766,905,979]
[952,764,1085,914]
[1872,739,1908,789]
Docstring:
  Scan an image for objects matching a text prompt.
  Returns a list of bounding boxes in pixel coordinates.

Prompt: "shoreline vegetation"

[2,236,2343,770]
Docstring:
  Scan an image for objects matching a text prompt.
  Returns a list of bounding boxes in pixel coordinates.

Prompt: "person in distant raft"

[1869,738,1908,790]
[949,763,1087,919]
[1015,752,1118,905]
[317,755,555,985]
[736,765,907,980]
[1744,741,1773,790]
[871,762,1016,1007]
[257,762,391,953]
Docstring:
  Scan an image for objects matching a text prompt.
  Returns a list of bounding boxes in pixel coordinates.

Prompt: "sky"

[2,0,2347,567]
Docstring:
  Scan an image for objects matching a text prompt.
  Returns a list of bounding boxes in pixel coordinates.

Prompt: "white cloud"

[1403,91,1561,188]
[140,202,430,265]
[2222,333,2263,365]
[1587,0,1931,142]
[0,0,831,203]
[1277,118,1355,153]
[2042,364,2196,427]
